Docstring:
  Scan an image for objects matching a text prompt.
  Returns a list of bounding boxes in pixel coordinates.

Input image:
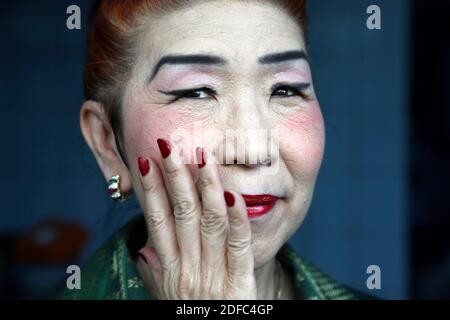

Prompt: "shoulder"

[278,243,380,300]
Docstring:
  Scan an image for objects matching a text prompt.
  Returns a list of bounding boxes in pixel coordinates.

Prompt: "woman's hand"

[136,138,257,300]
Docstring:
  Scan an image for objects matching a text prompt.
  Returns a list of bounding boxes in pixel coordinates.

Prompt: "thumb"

[138,246,162,289]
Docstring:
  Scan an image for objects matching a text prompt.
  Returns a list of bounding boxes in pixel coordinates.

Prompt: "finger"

[138,156,179,268]
[224,190,254,278]
[156,138,202,288]
[196,148,228,296]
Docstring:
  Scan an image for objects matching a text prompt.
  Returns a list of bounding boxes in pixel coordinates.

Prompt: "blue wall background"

[292,0,409,299]
[0,0,409,299]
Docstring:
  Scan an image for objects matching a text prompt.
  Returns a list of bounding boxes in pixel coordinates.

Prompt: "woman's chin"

[250,237,281,269]
[249,205,308,269]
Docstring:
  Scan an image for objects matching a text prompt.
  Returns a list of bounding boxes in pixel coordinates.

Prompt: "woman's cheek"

[124,103,215,170]
[124,105,188,162]
[279,102,325,178]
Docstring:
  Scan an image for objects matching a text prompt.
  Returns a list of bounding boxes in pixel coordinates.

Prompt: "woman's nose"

[220,130,276,168]
[214,104,279,169]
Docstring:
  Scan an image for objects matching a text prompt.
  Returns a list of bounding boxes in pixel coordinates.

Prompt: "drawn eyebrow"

[148,50,308,82]
[149,54,226,82]
[258,50,308,64]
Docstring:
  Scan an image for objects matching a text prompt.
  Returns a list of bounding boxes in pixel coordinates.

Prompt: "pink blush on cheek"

[281,102,325,175]
[125,107,188,161]
[125,102,212,171]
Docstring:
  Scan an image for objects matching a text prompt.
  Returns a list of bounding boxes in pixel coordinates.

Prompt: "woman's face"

[122,0,325,268]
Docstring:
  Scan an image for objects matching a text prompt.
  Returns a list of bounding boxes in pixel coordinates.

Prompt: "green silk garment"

[59,216,374,300]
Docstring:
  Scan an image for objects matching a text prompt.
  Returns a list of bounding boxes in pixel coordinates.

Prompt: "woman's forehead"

[138,0,304,56]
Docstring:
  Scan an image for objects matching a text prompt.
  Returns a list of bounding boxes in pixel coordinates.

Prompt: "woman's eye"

[160,87,216,101]
[271,83,311,99]
[272,86,298,97]
[180,88,211,99]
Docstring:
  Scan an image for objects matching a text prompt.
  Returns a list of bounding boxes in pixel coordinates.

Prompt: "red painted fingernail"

[196,147,206,168]
[224,191,235,207]
[157,138,171,158]
[138,157,150,176]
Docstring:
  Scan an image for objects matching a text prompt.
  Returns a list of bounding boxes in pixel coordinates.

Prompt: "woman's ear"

[80,100,133,195]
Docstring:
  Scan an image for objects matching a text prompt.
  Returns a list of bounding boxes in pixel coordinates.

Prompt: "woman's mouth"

[241,194,281,219]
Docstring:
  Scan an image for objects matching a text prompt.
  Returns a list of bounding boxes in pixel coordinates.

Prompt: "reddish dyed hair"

[84,0,308,154]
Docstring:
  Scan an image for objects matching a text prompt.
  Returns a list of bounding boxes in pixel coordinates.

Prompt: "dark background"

[411,0,450,299]
[0,0,449,299]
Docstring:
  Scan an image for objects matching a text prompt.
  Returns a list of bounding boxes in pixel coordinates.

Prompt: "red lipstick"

[241,194,280,219]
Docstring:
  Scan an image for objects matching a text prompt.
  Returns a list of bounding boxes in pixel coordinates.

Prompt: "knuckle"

[198,174,216,189]
[201,209,227,233]
[173,199,198,221]
[145,211,166,231]
[228,236,252,255]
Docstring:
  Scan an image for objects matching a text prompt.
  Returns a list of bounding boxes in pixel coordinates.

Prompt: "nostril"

[261,158,272,166]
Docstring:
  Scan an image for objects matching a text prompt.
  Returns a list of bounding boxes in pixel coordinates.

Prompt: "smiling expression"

[120,0,325,267]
